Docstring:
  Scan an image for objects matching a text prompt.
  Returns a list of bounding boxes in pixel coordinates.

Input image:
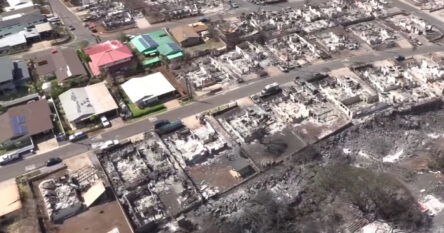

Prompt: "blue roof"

[141,34,158,48]
[10,115,27,137]
[168,42,182,52]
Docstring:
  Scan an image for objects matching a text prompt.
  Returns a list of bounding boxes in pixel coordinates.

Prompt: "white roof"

[35,22,52,33]
[121,72,176,104]
[0,32,26,48]
[6,0,32,7]
[4,0,33,11]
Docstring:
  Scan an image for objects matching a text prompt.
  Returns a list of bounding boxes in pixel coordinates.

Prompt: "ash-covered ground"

[166,107,444,233]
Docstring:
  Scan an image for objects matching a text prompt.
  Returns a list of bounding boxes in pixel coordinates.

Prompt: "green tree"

[77,49,91,63]
[50,80,65,97]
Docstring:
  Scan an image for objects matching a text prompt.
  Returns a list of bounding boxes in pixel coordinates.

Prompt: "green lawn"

[128,102,166,118]
[180,99,193,106]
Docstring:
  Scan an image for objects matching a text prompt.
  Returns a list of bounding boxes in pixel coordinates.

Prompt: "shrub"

[128,103,166,118]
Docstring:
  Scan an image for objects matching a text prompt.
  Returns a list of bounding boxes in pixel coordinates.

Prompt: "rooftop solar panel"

[138,37,149,49]
[141,34,158,48]
[19,125,28,135]
[17,115,25,124]
[168,42,182,52]
[10,116,27,137]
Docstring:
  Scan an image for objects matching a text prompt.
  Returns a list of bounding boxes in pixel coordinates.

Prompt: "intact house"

[0,99,54,153]
[83,40,134,77]
[4,0,35,12]
[0,31,28,55]
[129,29,183,67]
[169,25,204,47]
[0,11,53,56]
[0,11,45,38]
[121,72,177,108]
[31,48,87,84]
[0,56,30,95]
[58,82,118,125]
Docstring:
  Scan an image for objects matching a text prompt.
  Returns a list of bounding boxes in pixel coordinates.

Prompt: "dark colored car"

[46,157,62,167]
[199,17,210,23]
[395,55,405,62]
[69,132,87,142]
[154,119,170,129]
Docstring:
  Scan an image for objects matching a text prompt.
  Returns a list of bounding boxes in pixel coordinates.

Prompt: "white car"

[99,140,119,151]
[100,116,110,127]
[0,153,21,165]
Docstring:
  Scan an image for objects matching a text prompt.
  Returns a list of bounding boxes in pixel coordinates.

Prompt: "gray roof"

[59,88,95,122]
[0,57,30,83]
[13,59,30,81]
[0,57,14,83]
[58,82,118,122]
[0,11,45,30]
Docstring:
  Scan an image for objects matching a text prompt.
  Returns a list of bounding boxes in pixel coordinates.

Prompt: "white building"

[121,72,177,107]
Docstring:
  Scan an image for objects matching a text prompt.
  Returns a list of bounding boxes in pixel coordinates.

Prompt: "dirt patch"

[64,153,93,171]
[236,97,255,108]
[36,138,59,154]
[265,66,282,77]
[397,39,414,49]
[182,115,202,130]
[29,41,53,52]
[164,99,181,110]
[135,17,151,29]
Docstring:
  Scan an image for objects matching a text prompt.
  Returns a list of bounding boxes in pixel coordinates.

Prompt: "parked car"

[99,140,119,151]
[69,132,87,142]
[46,157,62,166]
[395,55,405,62]
[155,120,184,135]
[100,116,111,128]
[278,65,289,73]
[199,17,210,23]
[261,82,281,96]
[0,153,21,165]
[154,119,170,129]
[56,133,67,142]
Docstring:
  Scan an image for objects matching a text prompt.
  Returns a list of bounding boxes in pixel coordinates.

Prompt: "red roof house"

[84,40,134,76]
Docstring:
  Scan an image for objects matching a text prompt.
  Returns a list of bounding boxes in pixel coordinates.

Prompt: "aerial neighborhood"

[2,0,444,232]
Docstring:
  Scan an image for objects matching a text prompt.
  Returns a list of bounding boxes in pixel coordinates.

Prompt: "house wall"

[180,37,202,47]
[0,43,28,56]
[99,58,134,76]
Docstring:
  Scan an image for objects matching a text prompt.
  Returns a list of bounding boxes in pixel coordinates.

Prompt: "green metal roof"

[130,29,183,60]
[166,51,184,60]
[142,57,160,66]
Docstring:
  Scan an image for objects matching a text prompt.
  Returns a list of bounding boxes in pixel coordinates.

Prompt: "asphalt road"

[391,0,444,32]
[0,44,442,181]
[48,0,96,45]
